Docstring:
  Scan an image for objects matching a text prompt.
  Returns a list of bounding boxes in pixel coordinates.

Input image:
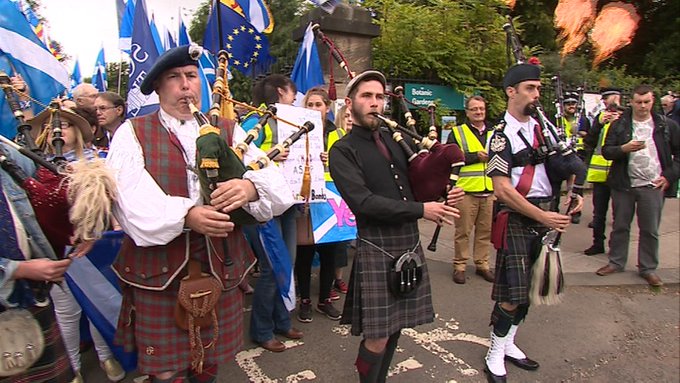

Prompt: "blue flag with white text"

[203,2,274,76]
[126,0,159,118]
[291,23,324,105]
[0,0,68,139]
[92,47,107,92]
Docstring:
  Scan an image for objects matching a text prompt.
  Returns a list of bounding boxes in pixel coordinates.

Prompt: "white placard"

[275,103,325,203]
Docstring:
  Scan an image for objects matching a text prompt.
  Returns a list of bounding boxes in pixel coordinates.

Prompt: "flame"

[590,2,640,67]
[554,0,597,57]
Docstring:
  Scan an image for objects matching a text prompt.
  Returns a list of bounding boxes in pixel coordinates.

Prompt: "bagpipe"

[504,16,586,305]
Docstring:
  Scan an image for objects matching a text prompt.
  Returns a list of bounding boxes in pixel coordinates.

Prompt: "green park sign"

[404,83,465,111]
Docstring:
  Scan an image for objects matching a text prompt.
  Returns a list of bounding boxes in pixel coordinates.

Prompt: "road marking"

[235,340,310,382]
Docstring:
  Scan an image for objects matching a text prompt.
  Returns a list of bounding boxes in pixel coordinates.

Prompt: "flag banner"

[275,104,325,203]
[309,0,341,14]
[166,29,177,50]
[291,22,324,106]
[92,47,107,92]
[203,1,274,76]
[310,181,357,244]
[126,0,160,118]
[0,0,69,138]
[119,0,135,52]
[115,0,126,30]
[70,59,82,94]
[257,220,296,311]
[178,16,191,46]
[235,0,274,33]
[149,15,165,55]
[64,231,138,372]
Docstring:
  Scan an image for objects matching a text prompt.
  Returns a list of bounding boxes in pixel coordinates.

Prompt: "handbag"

[174,260,222,373]
[0,308,45,377]
[296,204,314,246]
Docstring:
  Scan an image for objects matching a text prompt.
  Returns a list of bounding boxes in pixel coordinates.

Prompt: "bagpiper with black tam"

[483,63,584,383]
[329,70,464,383]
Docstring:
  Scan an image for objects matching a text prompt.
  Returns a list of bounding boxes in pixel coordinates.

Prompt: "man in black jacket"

[595,84,680,286]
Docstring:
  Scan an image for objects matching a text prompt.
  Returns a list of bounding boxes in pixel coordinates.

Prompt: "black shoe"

[484,367,507,383]
[583,244,605,256]
[297,299,313,323]
[316,299,342,320]
[505,355,540,371]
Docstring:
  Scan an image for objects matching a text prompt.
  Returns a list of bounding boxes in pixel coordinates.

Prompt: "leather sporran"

[174,260,222,373]
[0,308,45,377]
[388,250,423,299]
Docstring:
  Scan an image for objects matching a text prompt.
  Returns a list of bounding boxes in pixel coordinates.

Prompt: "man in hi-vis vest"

[582,88,623,255]
[446,96,495,284]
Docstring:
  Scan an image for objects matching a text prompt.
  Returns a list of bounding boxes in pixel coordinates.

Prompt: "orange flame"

[590,2,640,67]
[554,0,597,57]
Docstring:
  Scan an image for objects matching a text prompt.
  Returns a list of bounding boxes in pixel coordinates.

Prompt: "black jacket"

[602,109,680,197]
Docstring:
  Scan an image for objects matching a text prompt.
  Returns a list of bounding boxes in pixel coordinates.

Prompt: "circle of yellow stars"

[225,25,263,69]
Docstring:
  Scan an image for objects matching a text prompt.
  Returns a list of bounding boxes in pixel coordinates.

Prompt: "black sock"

[377,332,401,383]
[356,340,385,383]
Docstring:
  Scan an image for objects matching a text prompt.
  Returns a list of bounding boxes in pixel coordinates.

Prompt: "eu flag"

[203,1,274,77]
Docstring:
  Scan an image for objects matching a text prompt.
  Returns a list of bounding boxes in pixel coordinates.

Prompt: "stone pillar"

[293,4,380,99]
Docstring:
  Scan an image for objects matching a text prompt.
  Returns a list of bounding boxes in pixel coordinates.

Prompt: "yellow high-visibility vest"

[586,122,612,183]
[452,124,493,192]
[243,103,277,151]
[561,116,584,151]
[324,128,345,181]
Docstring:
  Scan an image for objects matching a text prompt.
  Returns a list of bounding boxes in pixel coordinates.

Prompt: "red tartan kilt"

[115,279,244,375]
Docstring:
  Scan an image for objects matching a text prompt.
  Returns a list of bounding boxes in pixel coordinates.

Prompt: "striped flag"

[92,47,107,92]
[119,0,135,52]
[0,0,68,138]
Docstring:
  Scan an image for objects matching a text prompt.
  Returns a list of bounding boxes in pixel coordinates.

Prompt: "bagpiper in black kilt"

[329,71,461,383]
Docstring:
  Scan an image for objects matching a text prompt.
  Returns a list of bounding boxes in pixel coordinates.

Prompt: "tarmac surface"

[82,195,679,382]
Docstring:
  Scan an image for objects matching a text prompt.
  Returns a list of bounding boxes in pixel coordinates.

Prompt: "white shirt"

[629,118,662,187]
[503,111,553,198]
[106,108,294,247]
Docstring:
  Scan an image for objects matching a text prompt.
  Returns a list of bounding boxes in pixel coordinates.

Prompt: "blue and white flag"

[126,0,159,118]
[235,0,274,34]
[257,221,296,311]
[166,29,177,50]
[92,47,107,92]
[149,14,165,55]
[65,231,137,372]
[290,22,324,105]
[203,1,274,76]
[0,0,69,139]
[310,181,357,244]
[70,59,82,95]
[119,0,135,53]
[178,16,190,46]
[308,0,341,14]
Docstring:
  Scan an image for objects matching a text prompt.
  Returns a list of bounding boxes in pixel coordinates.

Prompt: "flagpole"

[117,51,124,95]
[215,0,224,50]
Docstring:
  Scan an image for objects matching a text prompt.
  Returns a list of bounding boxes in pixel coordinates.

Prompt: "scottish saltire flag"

[235,0,274,33]
[0,0,68,139]
[149,15,165,55]
[291,22,324,106]
[309,0,341,14]
[65,231,137,372]
[178,16,190,46]
[70,59,82,93]
[119,0,135,52]
[166,30,177,50]
[92,47,107,92]
[310,181,357,244]
[257,221,296,311]
[126,0,159,118]
[203,1,274,76]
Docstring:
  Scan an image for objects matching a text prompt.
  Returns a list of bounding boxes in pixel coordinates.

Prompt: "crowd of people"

[1,43,678,383]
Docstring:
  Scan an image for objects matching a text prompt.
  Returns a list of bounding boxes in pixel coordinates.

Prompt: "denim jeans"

[275,206,299,262]
[245,224,292,343]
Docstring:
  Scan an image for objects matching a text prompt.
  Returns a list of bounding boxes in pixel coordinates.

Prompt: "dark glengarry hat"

[600,87,621,97]
[503,63,541,89]
[140,44,203,95]
[345,70,386,97]
[563,91,579,103]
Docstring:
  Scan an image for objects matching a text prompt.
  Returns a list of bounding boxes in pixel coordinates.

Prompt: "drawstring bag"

[0,308,45,377]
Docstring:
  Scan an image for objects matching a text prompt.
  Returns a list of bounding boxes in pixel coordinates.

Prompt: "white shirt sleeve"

[233,125,295,219]
[106,121,196,247]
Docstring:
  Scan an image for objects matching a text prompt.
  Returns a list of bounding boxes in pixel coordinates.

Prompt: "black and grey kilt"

[341,222,434,338]
[492,212,549,305]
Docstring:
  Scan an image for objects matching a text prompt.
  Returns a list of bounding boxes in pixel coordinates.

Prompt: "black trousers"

[591,182,611,244]
[296,243,338,301]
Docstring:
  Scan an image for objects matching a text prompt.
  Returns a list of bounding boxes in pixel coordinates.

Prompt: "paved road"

[82,196,679,382]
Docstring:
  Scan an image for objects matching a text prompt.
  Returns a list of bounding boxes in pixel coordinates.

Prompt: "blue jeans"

[245,224,292,343]
[276,206,299,263]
